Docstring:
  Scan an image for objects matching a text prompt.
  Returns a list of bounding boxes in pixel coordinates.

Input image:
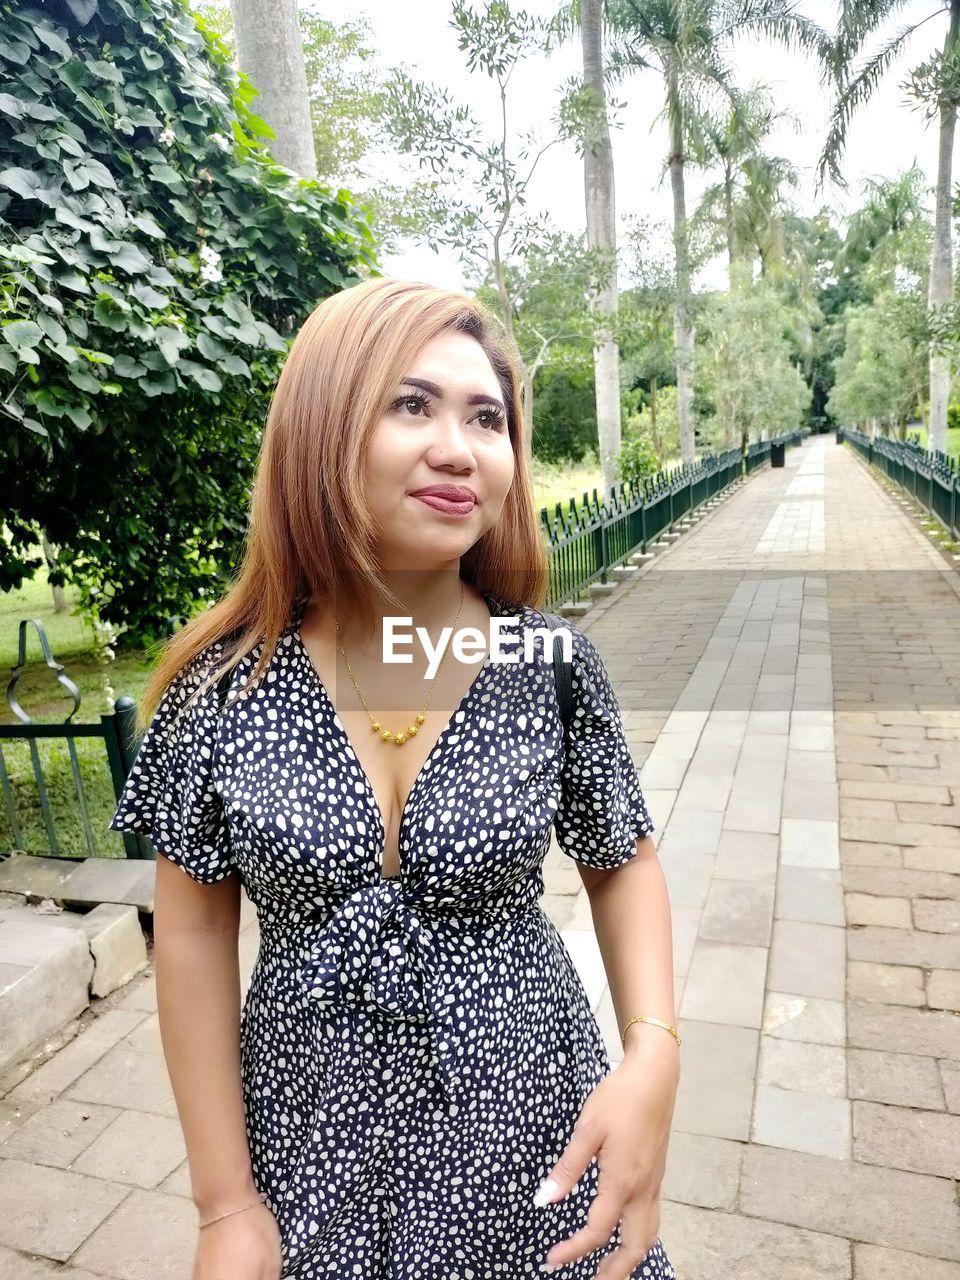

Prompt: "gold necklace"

[334,580,465,747]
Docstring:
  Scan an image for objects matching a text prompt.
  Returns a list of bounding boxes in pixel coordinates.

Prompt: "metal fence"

[541,429,805,605]
[3,427,807,864]
[839,427,960,539]
[0,618,143,861]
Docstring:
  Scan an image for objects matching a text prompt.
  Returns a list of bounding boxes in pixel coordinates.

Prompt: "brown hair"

[134,277,550,735]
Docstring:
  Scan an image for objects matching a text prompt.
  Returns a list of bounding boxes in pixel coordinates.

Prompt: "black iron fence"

[541,429,804,605]
[839,427,959,539]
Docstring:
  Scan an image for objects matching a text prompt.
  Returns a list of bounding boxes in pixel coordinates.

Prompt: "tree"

[580,0,623,497]
[696,270,812,451]
[618,216,676,442]
[192,3,383,193]
[837,167,932,298]
[377,1,575,453]
[821,0,960,456]
[0,0,375,644]
[475,225,609,422]
[827,289,928,435]
[690,82,800,281]
[595,0,830,466]
[776,209,850,430]
[228,0,316,178]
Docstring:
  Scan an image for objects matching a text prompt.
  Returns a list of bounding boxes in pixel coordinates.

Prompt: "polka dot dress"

[109,591,675,1279]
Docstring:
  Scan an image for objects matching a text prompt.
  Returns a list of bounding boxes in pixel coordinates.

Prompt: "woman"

[109,278,680,1280]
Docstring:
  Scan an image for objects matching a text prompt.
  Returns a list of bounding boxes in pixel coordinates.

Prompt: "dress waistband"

[266,877,542,1109]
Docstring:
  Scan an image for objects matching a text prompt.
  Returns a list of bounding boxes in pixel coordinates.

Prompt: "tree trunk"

[229,0,317,179]
[581,0,621,500]
[40,530,66,612]
[650,376,658,436]
[520,367,535,464]
[724,167,736,284]
[490,246,533,469]
[927,0,960,456]
[669,105,696,467]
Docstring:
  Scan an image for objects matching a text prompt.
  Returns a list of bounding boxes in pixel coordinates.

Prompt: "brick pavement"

[0,436,958,1277]
[571,437,960,1278]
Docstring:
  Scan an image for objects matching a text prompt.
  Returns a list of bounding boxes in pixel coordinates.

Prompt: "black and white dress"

[109,590,676,1279]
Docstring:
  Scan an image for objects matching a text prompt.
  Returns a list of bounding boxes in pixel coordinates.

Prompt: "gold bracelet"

[620,1015,681,1048]
[198,1191,269,1228]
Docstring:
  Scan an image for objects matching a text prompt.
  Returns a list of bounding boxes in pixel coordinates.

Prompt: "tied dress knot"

[298,878,539,1109]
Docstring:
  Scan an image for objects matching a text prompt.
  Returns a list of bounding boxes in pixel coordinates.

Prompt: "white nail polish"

[533,1176,559,1207]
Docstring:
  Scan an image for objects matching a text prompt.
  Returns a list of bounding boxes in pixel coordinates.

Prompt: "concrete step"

[555,601,592,619]
[0,853,155,913]
[588,581,618,597]
[0,896,147,1075]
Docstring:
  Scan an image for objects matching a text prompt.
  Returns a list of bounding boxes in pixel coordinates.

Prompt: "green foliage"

[530,367,597,464]
[618,216,676,399]
[0,0,376,648]
[474,224,613,381]
[619,428,661,483]
[622,384,680,470]
[375,1,557,275]
[838,167,932,300]
[827,289,928,430]
[696,275,811,446]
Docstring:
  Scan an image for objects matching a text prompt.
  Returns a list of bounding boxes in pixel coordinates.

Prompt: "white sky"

[307,0,947,291]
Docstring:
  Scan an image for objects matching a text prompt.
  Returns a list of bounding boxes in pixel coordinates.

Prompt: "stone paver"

[1,436,959,1274]
[588,438,960,1275]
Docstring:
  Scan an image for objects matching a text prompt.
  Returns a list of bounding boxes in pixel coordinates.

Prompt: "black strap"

[214,614,575,730]
[540,612,574,734]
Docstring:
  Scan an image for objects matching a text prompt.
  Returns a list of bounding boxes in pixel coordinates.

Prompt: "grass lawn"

[903,425,960,459]
[532,456,607,515]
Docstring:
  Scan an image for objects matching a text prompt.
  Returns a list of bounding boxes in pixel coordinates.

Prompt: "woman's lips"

[411,493,476,516]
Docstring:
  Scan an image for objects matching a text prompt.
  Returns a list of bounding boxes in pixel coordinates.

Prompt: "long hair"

[134,277,550,735]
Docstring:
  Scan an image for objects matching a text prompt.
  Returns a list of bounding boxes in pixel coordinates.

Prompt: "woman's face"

[364,330,516,568]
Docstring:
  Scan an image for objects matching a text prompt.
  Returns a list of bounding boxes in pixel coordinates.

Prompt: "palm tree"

[837,166,931,288]
[595,0,831,464]
[821,0,960,456]
[691,82,800,281]
[581,0,623,498]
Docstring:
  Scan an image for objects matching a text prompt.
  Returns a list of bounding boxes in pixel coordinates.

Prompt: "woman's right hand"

[192,1202,284,1279]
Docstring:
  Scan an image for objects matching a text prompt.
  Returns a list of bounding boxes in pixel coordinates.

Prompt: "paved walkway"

[0,437,958,1277]
[568,437,960,1278]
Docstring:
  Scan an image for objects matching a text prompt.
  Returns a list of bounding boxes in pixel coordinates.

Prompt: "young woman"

[109,278,680,1280]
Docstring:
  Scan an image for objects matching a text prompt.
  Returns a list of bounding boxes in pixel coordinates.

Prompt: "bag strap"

[540,612,574,734]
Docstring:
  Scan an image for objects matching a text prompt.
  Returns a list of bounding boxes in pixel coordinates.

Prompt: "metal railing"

[0,618,143,863]
[542,429,805,606]
[839,427,959,539]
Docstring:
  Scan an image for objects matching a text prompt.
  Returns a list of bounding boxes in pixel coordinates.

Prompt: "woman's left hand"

[535,1045,680,1277]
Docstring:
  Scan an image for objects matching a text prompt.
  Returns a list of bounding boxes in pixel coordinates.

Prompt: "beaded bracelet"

[620,1014,681,1048]
[198,1191,269,1228]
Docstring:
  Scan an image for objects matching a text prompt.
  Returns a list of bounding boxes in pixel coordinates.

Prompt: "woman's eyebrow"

[401,376,506,414]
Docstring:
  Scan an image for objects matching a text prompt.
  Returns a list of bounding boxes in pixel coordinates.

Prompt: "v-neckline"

[290,589,507,883]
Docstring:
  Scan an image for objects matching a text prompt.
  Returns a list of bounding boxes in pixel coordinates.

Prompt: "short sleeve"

[108,652,235,885]
[553,624,655,870]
